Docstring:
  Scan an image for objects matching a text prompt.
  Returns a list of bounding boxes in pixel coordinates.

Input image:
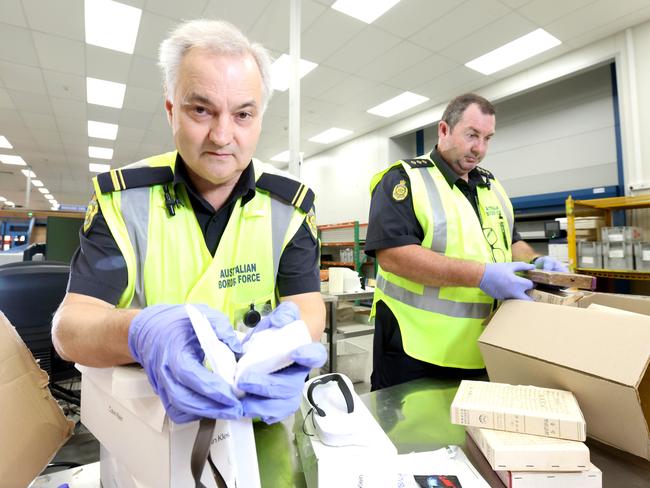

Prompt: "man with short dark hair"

[365,93,566,390]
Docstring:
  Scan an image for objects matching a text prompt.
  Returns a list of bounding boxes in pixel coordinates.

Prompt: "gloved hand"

[479,262,535,301]
[237,301,327,424]
[533,255,569,272]
[128,304,243,424]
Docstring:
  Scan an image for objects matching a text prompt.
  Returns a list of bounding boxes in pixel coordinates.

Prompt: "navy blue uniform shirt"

[68,156,320,304]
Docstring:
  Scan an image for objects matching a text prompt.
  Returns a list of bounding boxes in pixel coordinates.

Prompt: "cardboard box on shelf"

[79,365,259,488]
[0,312,74,488]
[479,294,650,460]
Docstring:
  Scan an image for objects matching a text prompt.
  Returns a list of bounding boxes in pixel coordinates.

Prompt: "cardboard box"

[0,311,74,488]
[496,463,602,488]
[479,294,650,460]
[466,426,590,471]
[79,365,260,488]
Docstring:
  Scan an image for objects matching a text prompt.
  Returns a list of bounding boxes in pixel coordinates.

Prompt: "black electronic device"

[45,216,84,263]
[306,373,355,417]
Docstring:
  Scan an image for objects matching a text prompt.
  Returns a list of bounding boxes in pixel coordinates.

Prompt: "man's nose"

[209,115,233,146]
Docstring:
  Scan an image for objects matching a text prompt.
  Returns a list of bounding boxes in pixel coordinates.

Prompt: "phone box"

[479,294,650,460]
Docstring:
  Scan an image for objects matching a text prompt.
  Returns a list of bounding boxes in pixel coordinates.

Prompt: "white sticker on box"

[609,249,624,258]
[582,256,594,264]
[643,250,650,261]
[609,234,624,242]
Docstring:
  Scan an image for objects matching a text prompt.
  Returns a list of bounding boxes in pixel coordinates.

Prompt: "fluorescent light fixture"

[0,136,12,149]
[0,154,27,166]
[21,169,36,178]
[270,54,318,92]
[89,162,111,173]
[332,0,400,23]
[45,194,55,200]
[88,120,119,140]
[85,0,142,54]
[309,127,353,144]
[270,150,290,163]
[465,28,561,75]
[31,179,43,187]
[0,196,6,202]
[367,91,429,118]
[39,188,50,194]
[89,146,113,159]
[86,77,126,108]
[4,201,15,206]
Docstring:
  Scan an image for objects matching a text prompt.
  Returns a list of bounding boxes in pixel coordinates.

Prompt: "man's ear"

[164,96,173,126]
[438,120,450,139]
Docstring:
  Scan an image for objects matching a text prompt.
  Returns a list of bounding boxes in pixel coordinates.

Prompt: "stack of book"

[450,380,602,488]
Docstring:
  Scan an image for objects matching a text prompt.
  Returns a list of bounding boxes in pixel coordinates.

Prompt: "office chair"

[0,261,79,403]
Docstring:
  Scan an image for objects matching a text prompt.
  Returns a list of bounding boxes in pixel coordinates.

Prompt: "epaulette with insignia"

[476,167,495,180]
[402,158,434,169]
[96,167,174,193]
[256,173,314,213]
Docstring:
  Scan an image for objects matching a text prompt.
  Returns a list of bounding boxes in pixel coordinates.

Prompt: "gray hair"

[158,19,273,112]
[442,93,495,131]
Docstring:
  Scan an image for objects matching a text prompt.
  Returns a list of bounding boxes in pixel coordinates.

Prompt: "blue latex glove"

[237,301,327,424]
[479,262,535,301]
[533,255,569,272]
[128,304,243,424]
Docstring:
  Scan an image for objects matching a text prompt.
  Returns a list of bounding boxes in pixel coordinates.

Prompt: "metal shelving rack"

[318,221,368,273]
[566,195,650,280]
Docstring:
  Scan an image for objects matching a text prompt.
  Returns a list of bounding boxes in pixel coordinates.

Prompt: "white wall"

[303,20,650,225]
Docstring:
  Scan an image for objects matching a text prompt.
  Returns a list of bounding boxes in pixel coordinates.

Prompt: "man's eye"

[237,112,253,120]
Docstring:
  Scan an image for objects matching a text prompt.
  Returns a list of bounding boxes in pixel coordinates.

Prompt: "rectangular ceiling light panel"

[465,28,561,75]
[367,91,429,118]
[89,163,111,173]
[87,77,126,108]
[332,0,401,24]
[85,0,142,54]
[89,146,114,159]
[309,127,353,144]
[0,136,13,149]
[0,154,27,166]
[270,150,290,162]
[88,120,119,140]
[271,54,318,92]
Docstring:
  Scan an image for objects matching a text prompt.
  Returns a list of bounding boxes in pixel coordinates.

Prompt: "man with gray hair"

[53,19,326,424]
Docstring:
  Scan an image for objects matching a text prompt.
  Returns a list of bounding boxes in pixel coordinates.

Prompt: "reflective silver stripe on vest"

[491,185,514,236]
[120,187,151,308]
[270,197,297,280]
[377,165,491,319]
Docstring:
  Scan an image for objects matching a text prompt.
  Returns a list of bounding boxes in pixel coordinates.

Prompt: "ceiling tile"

[0,87,16,109]
[50,96,87,119]
[7,90,53,115]
[0,61,47,94]
[42,70,86,101]
[124,86,163,113]
[119,108,154,129]
[323,26,402,73]
[443,12,537,64]
[519,0,595,26]
[144,0,209,19]
[32,32,86,76]
[0,0,28,27]
[410,0,510,51]
[385,53,458,91]
[374,0,465,39]
[499,0,534,7]
[22,0,84,41]
[301,65,348,98]
[21,112,58,131]
[115,126,146,144]
[414,66,485,106]
[133,11,177,60]
[301,9,364,64]
[86,45,133,84]
[0,23,39,66]
[141,129,172,146]
[87,104,121,124]
[128,55,162,90]
[316,75,375,105]
[56,116,86,135]
[360,41,433,84]
[203,0,273,32]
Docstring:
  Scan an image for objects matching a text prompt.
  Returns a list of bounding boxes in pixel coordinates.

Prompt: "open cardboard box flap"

[0,312,74,487]
[479,296,650,460]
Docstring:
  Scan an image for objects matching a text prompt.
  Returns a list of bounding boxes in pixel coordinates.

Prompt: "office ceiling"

[1,0,650,210]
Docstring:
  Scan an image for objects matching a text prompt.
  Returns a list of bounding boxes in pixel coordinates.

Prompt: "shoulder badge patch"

[392,179,409,201]
[83,194,99,234]
[306,208,318,240]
